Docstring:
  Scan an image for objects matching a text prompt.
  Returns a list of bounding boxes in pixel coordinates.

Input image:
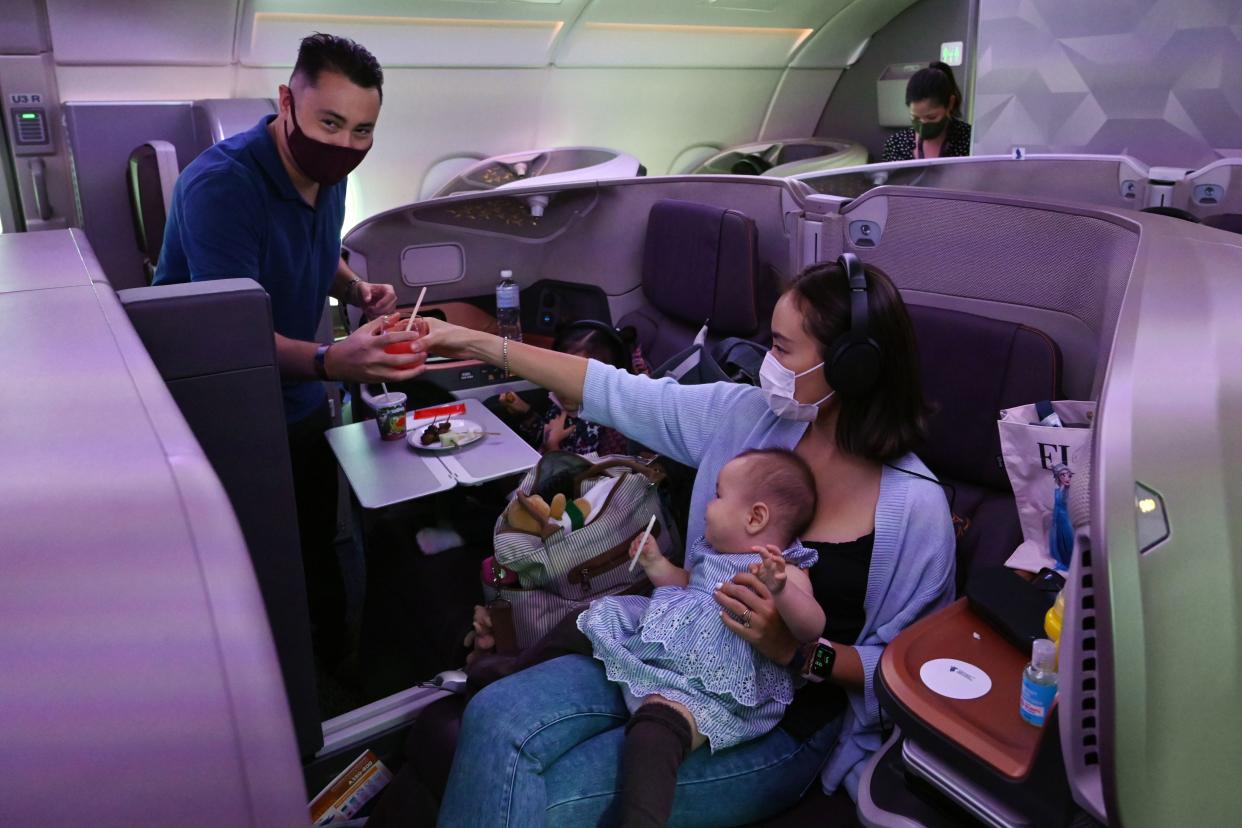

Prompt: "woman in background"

[881,61,972,162]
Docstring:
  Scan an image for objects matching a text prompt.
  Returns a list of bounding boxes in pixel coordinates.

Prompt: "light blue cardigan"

[580,360,956,799]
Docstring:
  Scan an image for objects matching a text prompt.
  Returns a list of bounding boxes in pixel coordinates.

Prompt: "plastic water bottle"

[1019,638,1058,727]
[496,269,522,342]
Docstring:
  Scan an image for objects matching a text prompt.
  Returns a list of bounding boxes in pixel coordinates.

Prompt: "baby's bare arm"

[631,533,689,588]
[773,566,825,643]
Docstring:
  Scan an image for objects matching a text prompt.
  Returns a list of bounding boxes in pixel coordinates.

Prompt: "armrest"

[878,598,1046,780]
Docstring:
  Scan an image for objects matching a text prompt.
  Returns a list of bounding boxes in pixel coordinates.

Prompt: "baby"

[577,448,823,825]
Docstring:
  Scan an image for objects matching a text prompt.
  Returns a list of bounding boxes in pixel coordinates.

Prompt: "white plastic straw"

[405,286,427,332]
[628,514,658,573]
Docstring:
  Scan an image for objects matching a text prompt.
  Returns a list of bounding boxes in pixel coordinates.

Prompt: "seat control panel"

[11,108,49,148]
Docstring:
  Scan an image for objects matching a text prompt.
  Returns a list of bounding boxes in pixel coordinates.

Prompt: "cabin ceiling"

[43,0,920,70]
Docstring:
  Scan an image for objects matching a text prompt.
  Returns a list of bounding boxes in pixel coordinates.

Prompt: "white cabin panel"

[45,0,238,66]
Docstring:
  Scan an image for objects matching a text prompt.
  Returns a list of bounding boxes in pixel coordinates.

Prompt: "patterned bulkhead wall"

[971,0,1242,168]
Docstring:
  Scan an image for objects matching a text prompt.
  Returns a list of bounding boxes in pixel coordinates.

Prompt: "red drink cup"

[382,314,422,362]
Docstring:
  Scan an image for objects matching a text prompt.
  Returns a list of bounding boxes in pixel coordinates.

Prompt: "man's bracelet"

[345,276,364,303]
[314,343,332,381]
[502,335,511,379]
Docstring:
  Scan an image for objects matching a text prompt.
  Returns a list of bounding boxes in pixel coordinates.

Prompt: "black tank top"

[778,532,875,739]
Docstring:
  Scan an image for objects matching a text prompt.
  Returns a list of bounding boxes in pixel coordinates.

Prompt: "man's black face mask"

[284,94,370,186]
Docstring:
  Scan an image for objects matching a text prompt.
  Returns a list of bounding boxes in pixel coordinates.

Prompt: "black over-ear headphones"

[824,252,882,398]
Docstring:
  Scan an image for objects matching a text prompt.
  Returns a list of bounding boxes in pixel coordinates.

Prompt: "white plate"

[918,658,992,700]
[406,418,486,451]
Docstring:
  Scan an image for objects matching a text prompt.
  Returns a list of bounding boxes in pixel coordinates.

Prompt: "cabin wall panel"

[759,67,842,140]
[972,0,1242,167]
[791,0,922,69]
[55,66,236,102]
[45,0,239,66]
[0,0,49,54]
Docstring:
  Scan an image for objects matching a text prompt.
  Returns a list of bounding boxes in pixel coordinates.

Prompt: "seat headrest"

[909,305,1063,490]
[1204,213,1242,235]
[641,199,760,335]
[126,141,179,282]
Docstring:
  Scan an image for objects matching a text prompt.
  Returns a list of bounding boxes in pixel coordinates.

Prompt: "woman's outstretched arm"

[420,317,756,468]
[421,318,590,406]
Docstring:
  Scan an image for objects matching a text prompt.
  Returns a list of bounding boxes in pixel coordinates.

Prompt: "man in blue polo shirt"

[155,34,428,668]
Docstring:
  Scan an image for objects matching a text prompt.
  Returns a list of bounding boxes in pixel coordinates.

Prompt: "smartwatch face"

[809,641,836,680]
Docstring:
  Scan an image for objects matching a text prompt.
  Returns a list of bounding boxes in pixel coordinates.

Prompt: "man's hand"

[325,316,429,383]
[354,280,397,319]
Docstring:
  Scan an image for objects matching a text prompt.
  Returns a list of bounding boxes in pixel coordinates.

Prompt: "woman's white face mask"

[759,351,834,421]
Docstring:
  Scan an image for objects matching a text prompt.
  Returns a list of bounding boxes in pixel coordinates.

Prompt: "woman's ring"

[741,609,752,628]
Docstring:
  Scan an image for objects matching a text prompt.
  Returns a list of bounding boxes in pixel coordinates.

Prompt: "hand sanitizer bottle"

[1019,638,1058,726]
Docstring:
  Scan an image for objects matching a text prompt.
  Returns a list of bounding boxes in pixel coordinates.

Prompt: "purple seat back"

[908,305,1063,588]
[621,199,762,366]
[1204,213,1242,235]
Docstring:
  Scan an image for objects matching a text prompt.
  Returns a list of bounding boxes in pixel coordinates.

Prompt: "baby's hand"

[470,605,495,652]
[629,532,663,571]
[499,391,530,416]
[542,410,574,452]
[753,545,787,594]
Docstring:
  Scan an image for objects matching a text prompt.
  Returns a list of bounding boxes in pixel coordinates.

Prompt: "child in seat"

[498,320,636,457]
[577,447,824,826]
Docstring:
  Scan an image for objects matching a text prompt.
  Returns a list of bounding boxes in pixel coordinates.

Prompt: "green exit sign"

[940,41,963,66]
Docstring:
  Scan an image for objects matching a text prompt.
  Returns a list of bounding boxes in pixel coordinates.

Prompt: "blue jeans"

[438,655,842,827]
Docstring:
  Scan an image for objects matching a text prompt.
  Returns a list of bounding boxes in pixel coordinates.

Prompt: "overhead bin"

[431,147,645,206]
[690,138,867,177]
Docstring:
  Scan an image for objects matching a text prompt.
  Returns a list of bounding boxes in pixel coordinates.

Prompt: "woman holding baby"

[375,255,955,826]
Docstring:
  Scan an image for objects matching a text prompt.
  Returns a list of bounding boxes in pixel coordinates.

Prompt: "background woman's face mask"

[759,352,834,421]
[284,94,370,186]
[913,116,949,140]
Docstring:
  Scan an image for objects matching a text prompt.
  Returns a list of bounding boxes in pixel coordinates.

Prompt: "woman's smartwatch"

[792,638,836,684]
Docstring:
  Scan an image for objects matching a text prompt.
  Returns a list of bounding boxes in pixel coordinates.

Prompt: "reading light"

[1135,483,1169,554]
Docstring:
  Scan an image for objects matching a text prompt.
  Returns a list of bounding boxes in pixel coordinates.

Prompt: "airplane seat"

[1203,212,1242,234]
[117,278,324,760]
[907,305,1063,592]
[618,199,763,367]
[126,140,179,285]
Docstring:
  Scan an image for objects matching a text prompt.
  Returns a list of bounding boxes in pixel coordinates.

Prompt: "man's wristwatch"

[314,343,332,380]
[791,638,837,684]
[345,276,364,304]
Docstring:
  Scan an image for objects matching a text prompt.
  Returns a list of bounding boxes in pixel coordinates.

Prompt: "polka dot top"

[881,119,972,162]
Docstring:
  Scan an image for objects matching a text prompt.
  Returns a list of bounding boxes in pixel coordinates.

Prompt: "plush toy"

[506,492,593,533]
